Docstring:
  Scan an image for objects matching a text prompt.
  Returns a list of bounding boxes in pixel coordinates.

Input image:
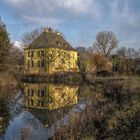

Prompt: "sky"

[0,0,140,48]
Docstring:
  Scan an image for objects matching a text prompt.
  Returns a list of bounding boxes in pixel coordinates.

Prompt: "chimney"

[44,27,52,32]
[44,28,49,32]
[56,32,60,35]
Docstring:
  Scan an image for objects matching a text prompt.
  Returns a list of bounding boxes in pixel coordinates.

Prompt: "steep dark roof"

[28,31,76,51]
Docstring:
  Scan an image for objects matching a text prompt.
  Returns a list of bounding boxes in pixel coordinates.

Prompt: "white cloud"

[12,41,23,51]
[13,41,22,48]
[111,0,140,32]
[4,0,139,48]
[110,0,140,48]
[4,0,101,26]
[21,15,63,27]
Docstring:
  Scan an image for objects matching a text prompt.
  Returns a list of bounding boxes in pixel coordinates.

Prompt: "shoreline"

[22,72,82,84]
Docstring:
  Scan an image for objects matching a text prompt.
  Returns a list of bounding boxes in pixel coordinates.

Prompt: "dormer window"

[56,41,61,47]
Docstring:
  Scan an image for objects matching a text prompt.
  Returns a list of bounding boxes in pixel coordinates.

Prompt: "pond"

[0,83,93,140]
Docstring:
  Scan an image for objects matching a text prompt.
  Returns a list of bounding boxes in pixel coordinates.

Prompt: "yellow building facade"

[24,29,79,74]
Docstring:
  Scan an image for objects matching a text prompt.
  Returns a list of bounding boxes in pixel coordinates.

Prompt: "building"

[24,28,79,74]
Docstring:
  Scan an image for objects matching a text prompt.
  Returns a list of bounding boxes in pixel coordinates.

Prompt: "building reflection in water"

[24,83,79,111]
[24,83,79,127]
[0,84,80,140]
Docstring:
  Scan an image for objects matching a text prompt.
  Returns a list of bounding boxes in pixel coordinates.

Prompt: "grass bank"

[52,77,140,140]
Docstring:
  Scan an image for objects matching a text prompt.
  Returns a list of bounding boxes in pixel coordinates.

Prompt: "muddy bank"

[0,73,18,100]
[0,72,17,87]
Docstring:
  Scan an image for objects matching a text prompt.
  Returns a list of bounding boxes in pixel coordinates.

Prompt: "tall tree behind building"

[93,31,118,57]
[0,17,10,72]
[117,47,139,74]
[22,27,44,45]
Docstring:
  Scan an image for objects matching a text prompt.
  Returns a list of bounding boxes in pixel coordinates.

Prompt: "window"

[28,89,34,96]
[63,43,66,48]
[38,100,45,107]
[38,89,45,97]
[37,100,40,106]
[56,41,61,47]
[38,60,40,67]
[28,52,30,57]
[31,89,34,96]
[27,89,30,96]
[31,51,34,57]
[38,60,45,67]
[28,60,34,67]
[31,100,34,106]
[27,61,30,67]
[41,60,45,67]
[31,60,34,67]
[28,51,34,57]
[41,89,45,97]
[38,51,45,57]
[73,53,75,59]
[38,51,40,57]
[40,101,45,107]
[29,100,34,106]
[41,51,45,57]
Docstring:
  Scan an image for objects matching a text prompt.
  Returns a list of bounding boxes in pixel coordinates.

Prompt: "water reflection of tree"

[26,105,72,128]
[0,89,24,139]
[6,90,24,117]
[0,98,10,137]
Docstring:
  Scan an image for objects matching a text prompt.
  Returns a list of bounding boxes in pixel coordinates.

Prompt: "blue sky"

[0,0,140,48]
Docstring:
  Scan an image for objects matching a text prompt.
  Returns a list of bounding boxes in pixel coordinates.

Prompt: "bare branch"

[93,31,118,57]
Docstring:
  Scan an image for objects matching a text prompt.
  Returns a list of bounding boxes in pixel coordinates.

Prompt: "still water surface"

[0,83,92,140]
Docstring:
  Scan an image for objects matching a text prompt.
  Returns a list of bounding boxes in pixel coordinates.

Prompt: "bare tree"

[117,47,139,74]
[0,17,11,72]
[93,31,118,57]
[117,47,126,59]
[22,27,44,45]
[43,48,71,74]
